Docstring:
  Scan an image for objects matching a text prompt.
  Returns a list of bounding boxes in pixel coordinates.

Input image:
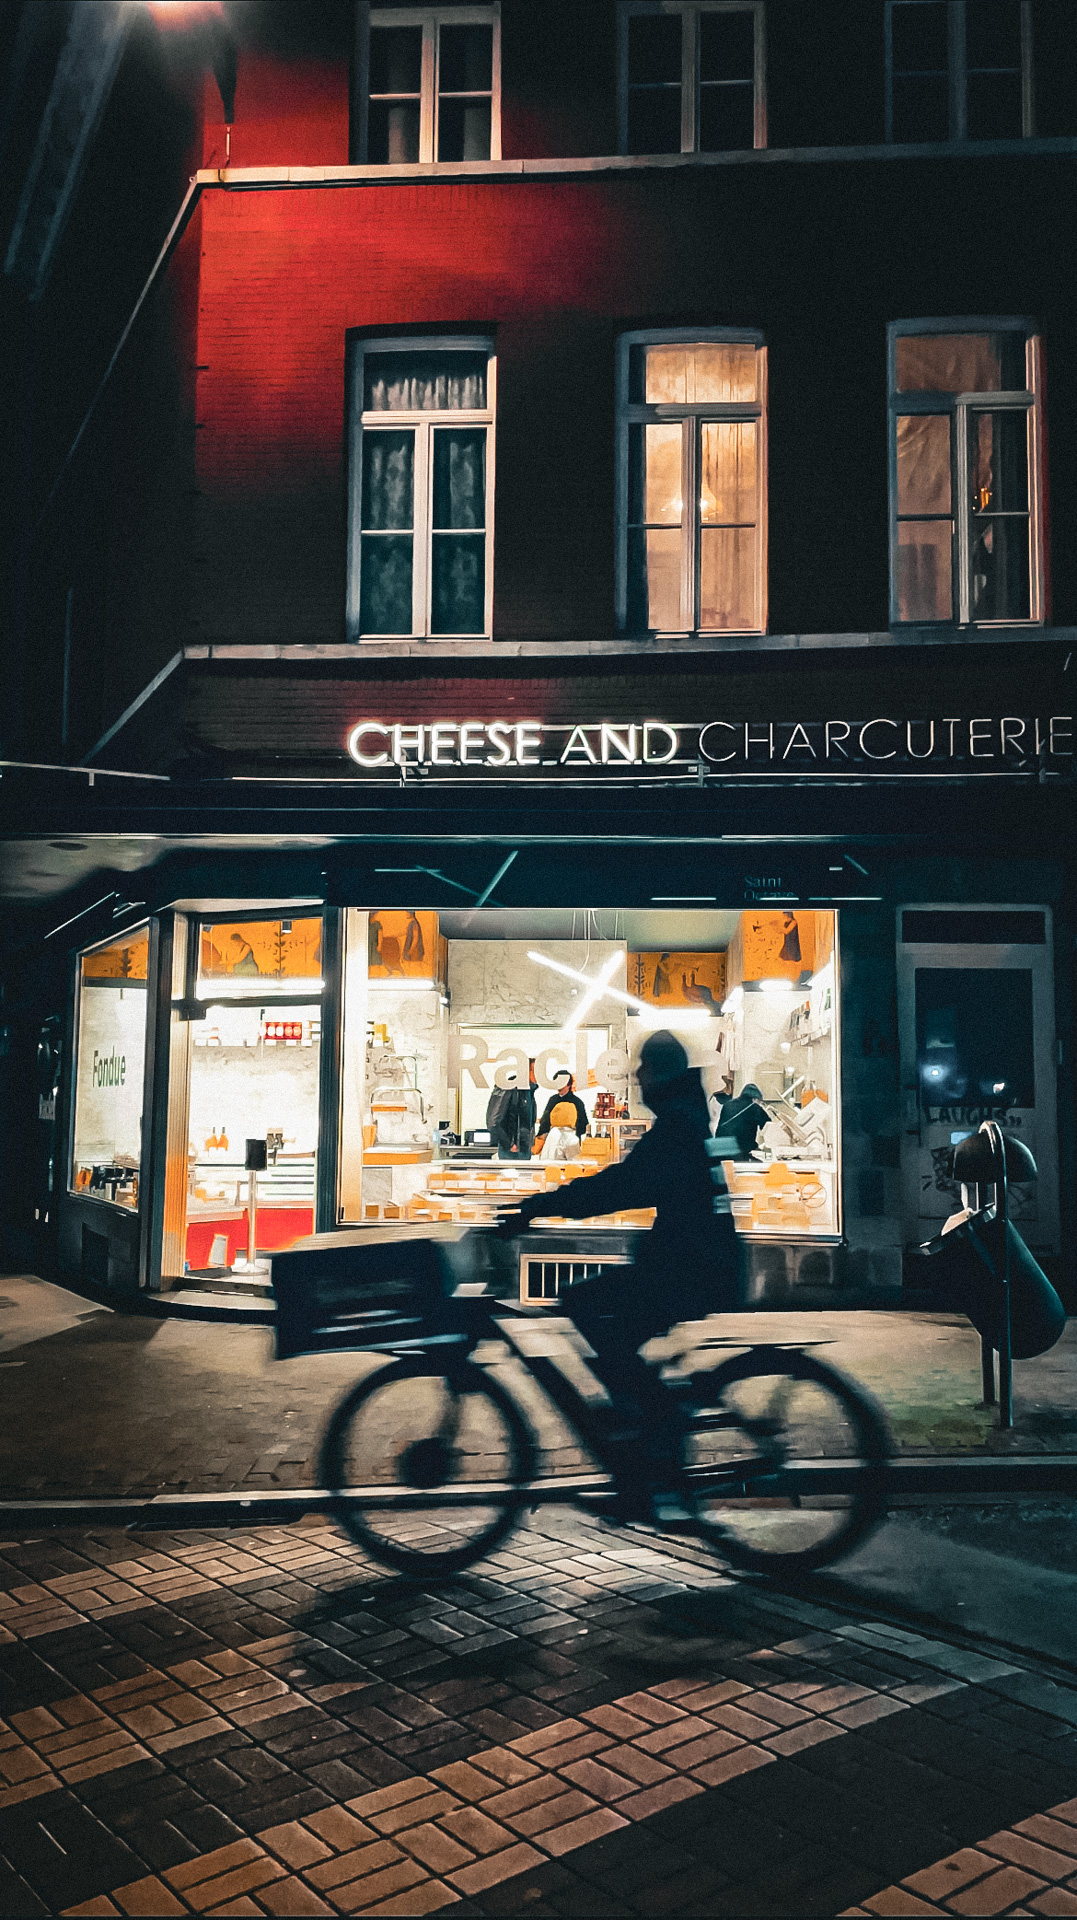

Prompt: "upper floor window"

[889,323,1044,626]
[620,2,765,156]
[886,1,1032,143]
[366,6,500,163]
[348,338,495,641]
[617,331,767,636]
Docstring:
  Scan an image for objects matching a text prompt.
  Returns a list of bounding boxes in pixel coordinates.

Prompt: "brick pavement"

[3,1507,1077,1916]
[3,1274,1077,1507]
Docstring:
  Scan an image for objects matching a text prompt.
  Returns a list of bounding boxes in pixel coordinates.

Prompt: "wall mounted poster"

[199,917,323,981]
[368,911,445,983]
[628,952,726,1013]
[735,910,828,982]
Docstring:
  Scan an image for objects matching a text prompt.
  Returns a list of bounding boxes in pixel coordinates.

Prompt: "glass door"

[184,916,324,1283]
[897,908,1059,1256]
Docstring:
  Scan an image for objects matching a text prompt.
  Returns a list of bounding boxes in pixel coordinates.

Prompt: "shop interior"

[71,907,839,1288]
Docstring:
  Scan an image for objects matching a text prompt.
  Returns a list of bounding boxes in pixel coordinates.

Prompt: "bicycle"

[272,1227,892,1581]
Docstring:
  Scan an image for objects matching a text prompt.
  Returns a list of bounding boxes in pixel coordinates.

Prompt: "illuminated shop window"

[617,330,767,636]
[886,1,1032,143]
[889,323,1044,626]
[620,2,765,156]
[366,6,500,163]
[347,337,495,642]
[71,926,150,1210]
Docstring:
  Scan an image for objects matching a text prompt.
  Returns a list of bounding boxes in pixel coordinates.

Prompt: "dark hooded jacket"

[515,1067,741,1312]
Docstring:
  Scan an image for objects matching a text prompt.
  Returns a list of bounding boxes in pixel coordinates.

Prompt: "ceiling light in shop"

[561,952,626,1036]
[196,978,324,999]
[631,1006,716,1030]
[367,979,438,992]
[759,978,796,995]
[527,949,649,1016]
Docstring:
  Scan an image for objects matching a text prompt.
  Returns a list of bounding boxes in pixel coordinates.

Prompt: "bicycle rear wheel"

[684,1348,891,1575]
[319,1355,535,1577]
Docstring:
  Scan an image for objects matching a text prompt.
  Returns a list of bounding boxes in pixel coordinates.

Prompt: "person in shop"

[534,1069,588,1152]
[486,1069,535,1161]
[716,1082,771,1158]
[498,1031,742,1519]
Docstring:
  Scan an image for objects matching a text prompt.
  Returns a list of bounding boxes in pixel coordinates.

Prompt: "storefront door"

[897,908,1059,1257]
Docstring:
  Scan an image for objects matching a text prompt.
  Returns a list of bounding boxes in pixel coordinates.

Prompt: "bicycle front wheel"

[684,1348,891,1576]
[319,1355,535,1577]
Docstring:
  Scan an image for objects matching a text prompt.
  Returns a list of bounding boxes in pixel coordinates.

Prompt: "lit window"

[348,338,495,641]
[617,332,767,637]
[71,927,150,1209]
[889,324,1044,626]
[620,2,765,156]
[366,6,500,163]
[886,1,1032,143]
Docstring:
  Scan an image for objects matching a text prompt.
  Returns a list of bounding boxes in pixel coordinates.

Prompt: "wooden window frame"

[347,336,496,643]
[885,0,1034,144]
[619,0,766,156]
[887,318,1045,628]
[615,327,768,638]
[365,4,501,164]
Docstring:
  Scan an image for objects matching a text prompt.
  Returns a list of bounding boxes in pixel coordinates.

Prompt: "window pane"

[432,429,486,529]
[364,352,487,411]
[628,526,682,629]
[700,525,757,629]
[891,73,949,141]
[73,930,149,1206]
[896,414,952,515]
[369,25,422,94]
[431,534,486,632]
[628,13,682,83]
[362,430,414,529]
[641,341,757,404]
[701,421,757,524]
[699,11,756,81]
[966,0,1022,70]
[628,422,683,525]
[894,332,1025,393]
[368,100,421,164]
[699,83,755,151]
[438,98,492,160]
[626,86,682,154]
[896,520,952,619]
[916,967,1034,1108]
[970,517,1030,620]
[971,409,1028,514]
[360,535,413,632]
[439,23,493,91]
[891,1,948,71]
[967,69,1023,138]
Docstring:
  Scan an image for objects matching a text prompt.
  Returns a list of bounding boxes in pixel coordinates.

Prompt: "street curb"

[3,1454,1077,1530]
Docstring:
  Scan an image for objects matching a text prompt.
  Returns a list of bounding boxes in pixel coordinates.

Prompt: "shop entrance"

[897,908,1059,1257]
[183,916,324,1283]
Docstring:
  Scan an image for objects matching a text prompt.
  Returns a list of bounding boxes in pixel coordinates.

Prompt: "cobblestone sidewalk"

[3,1506,1077,1916]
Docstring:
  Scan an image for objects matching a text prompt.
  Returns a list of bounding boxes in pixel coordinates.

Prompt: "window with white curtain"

[348,339,495,641]
[366,6,500,163]
[889,323,1044,626]
[620,2,766,156]
[617,331,767,636]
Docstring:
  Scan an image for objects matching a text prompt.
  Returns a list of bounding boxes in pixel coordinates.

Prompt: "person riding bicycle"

[498,1030,742,1518]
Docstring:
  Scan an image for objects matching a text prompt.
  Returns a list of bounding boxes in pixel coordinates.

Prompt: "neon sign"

[345,715,1074,773]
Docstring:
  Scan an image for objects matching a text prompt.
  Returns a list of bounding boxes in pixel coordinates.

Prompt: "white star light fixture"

[526,951,716,1032]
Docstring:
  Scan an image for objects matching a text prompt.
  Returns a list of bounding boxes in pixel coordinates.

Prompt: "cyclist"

[498,1029,742,1518]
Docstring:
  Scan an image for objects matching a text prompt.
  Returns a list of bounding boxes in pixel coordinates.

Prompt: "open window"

[889,322,1045,626]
